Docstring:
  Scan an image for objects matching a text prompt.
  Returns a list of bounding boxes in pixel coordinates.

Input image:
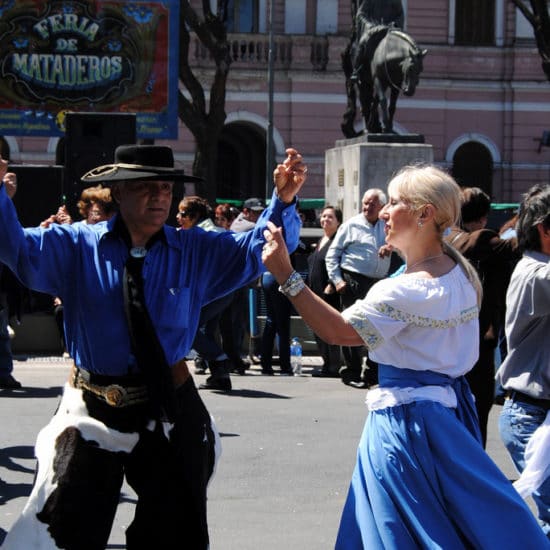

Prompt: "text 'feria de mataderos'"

[2,10,134,100]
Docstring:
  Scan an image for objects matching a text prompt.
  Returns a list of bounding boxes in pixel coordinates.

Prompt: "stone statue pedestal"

[325,135,433,220]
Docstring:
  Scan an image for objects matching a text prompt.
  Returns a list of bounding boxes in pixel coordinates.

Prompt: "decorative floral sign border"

[0,0,179,138]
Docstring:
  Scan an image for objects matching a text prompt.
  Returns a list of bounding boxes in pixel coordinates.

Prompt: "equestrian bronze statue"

[342,0,427,137]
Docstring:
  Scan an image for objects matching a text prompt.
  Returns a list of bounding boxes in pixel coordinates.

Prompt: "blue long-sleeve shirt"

[0,184,300,375]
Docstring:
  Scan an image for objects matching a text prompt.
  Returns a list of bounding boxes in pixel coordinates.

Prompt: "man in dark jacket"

[444,187,520,446]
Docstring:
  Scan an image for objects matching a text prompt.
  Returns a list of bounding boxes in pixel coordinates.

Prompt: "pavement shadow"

[0,386,63,399]
[0,476,33,506]
[0,445,35,474]
[211,388,290,399]
[0,446,35,508]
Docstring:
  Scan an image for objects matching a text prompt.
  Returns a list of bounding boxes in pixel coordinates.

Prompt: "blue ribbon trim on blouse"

[378,364,482,444]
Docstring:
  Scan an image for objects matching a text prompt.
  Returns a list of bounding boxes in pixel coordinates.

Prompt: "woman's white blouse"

[342,265,479,379]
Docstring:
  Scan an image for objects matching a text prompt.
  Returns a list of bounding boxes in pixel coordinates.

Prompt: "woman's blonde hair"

[389,164,482,305]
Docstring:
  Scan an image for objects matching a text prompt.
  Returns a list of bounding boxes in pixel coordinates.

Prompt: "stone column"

[325,136,434,220]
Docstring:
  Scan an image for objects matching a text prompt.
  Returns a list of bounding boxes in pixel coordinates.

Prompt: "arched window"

[218,122,266,199]
[226,0,259,33]
[455,0,495,45]
[452,142,494,197]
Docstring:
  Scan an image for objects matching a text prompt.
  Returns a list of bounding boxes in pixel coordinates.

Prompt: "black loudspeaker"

[63,112,136,215]
[9,165,65,227]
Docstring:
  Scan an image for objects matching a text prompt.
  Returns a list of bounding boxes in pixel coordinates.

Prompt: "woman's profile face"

[379,192,417,248]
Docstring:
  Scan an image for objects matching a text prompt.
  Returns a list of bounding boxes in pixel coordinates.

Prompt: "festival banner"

[0,0,179,138]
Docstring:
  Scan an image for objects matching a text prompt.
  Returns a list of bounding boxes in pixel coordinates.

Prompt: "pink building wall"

[3,1,549,204]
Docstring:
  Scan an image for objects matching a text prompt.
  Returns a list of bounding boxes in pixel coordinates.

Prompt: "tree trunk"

[511,0,550,81]
[179,1,232,204]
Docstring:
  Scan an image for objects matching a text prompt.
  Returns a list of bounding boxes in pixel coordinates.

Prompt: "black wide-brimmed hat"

[81,145,202,184]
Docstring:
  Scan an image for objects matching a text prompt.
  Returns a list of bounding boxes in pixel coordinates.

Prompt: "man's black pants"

[340,269,379,384]
[4,378,218,550]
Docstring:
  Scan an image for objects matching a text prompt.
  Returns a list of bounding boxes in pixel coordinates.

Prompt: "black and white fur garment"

[3,383,221,549]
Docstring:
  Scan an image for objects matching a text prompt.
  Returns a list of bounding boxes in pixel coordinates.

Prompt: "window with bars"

[226,0,259,33]
[455,0,495,46]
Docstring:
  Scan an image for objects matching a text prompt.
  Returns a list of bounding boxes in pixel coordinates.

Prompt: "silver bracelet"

[278,270,305,298]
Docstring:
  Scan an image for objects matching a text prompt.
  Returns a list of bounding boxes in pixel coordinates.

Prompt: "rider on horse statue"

[350,0,405,84]
[342,0,426,136]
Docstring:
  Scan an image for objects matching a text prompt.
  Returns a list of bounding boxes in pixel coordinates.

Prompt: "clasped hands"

[262,148,308,281]
[273,148,307,204]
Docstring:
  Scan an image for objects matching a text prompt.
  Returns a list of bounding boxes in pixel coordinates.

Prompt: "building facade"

[2,1,549,207]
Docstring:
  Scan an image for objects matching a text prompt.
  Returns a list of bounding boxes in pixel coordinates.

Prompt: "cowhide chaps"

[3,378,220,550]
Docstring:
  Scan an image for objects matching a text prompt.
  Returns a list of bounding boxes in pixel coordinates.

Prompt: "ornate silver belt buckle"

[104,384,127,407]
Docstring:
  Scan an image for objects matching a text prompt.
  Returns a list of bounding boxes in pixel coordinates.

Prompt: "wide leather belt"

[71,366,149,408]
[70,359,191,407]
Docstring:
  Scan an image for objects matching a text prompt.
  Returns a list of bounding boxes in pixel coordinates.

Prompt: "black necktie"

[123,252,176,422]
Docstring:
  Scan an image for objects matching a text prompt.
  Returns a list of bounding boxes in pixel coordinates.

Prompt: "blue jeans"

[499,397,550,537]
[0,292,14,376]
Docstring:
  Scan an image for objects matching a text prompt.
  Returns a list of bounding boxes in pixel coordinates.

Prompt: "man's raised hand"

[273,148,308,204]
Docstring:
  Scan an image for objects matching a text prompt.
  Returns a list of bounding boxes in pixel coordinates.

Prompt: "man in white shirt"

[326,188,390,388]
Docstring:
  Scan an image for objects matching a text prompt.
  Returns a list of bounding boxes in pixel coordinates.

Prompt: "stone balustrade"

[191,32,349,73]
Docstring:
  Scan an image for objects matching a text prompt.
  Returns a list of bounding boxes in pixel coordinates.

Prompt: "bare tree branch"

[511,0,550,80]
[178,1,232,201]
[511,0,535,25]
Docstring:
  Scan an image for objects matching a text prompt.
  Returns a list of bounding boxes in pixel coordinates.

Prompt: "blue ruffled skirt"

[335,366,549,549]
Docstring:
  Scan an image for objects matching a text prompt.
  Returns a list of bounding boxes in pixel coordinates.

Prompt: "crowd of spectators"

[2,156,549,545]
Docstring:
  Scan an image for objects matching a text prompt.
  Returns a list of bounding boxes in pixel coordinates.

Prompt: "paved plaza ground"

[0,355,537,549]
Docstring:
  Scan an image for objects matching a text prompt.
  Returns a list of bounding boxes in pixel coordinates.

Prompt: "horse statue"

[342,27,427,137]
